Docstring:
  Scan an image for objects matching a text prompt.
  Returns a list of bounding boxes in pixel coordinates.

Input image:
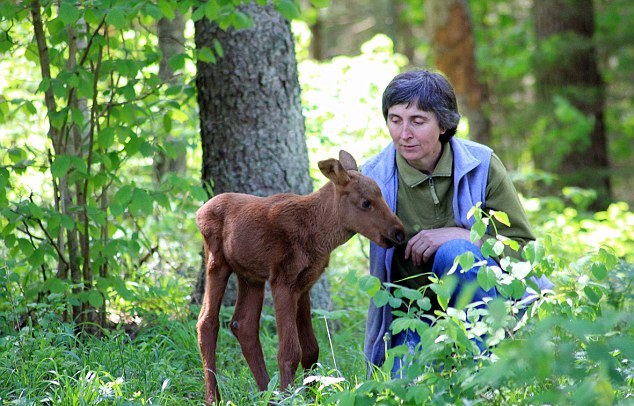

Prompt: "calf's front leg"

[296,290,319,372]
[271,283,301,390]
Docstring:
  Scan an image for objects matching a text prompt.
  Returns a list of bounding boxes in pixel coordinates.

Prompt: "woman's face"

[386,102,445,173]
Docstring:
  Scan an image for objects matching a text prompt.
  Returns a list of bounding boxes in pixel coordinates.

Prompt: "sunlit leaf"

[490,210,511,227]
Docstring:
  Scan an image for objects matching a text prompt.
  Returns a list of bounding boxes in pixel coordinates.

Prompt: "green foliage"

[1,4,633,405]
[331,205,633,405]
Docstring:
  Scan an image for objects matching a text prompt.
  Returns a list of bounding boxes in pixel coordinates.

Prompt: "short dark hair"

[382,69,461,143]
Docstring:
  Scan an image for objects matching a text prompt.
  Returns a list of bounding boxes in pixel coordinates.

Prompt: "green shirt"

[392,142,535,292]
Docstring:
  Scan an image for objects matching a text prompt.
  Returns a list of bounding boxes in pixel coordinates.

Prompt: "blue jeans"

[390,239,497,377]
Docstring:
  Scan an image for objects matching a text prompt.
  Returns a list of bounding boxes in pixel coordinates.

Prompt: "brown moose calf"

[195,150,404,404]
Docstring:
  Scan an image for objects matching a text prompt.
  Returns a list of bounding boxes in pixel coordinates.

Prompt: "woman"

[362,69,552,372]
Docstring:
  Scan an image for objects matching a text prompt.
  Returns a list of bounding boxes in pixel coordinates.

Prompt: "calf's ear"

[318,158,351,186]
[338,150,358,171]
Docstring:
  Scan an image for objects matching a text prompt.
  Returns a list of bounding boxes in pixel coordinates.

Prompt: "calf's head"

[318,150,405,248]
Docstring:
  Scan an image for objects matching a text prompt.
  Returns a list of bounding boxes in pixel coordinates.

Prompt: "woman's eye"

[361,200,372,209]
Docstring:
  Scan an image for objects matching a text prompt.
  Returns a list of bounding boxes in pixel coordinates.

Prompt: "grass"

[0,299,373,405]
[2,207,633,405]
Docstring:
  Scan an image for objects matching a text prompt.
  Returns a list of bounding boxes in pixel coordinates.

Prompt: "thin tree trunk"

[154,13,187,183]
[32,0,82,322]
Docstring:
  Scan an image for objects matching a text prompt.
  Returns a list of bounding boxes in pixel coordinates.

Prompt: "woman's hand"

[404,227,475,266]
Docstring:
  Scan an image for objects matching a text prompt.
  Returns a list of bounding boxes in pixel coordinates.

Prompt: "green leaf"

[113,185,133,206]
[8,147,26,163]
[29,247,45,267]
[277,0,300,20]
[584,285,603,304]
[162,113,173,133]
[22,101,37,116]
[106,8,126,29]
[186,185,207,202]
[387,296,402,309]
[470,220,486,242]
[213,39,224,58]
[372,289,390,308]
[429,276,456,311]
[490,210,510,227]
[458,251,475,273]
[509,279,526,299]
[481,238,497,258]
[477,266,497,291]
[130,188,153,215]
[591,262,608,280]
[70,156,87,174]
[597,247,618,269]
[358,275,380,296]
[154,192,171,210]
[71,107,84,127]
[60,214,75,230]
[232,11,253,29]
[98,128,116,149]
[523,240,545,264]
[43,277,68,294]
[59,2,80,25]
[395,286,423,301]
[168,53,187,71]
[51,155,72,178]
[197,47,217,64]
[417,297,431,311]
[510,261,532,280]
[88,289,104,307]
[204,0,219,20]
[124,136,143,156]
[158,0,175,19]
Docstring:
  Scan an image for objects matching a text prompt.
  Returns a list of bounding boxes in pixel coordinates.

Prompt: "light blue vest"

[361,137,493,366]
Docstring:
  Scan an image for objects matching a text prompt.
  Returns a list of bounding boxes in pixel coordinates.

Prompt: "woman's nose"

[400,123,412,139]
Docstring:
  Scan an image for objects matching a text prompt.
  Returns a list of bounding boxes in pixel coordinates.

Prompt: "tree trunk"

[533,0,610,210]
[154,13,187,183]
[426,0,491,144]
[193,4,332,310]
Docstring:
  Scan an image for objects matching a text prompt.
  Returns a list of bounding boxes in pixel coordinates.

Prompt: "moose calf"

[195,150,404,404]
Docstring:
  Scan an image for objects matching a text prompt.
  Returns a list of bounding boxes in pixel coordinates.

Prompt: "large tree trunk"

[193,3,332,311]
[533,0,610,210]
[426,0,491,144]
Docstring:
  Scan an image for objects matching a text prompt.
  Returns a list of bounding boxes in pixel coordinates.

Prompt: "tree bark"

[533,0,610,210]
[154,13,187,183]
[426,0,491,144]
[193,4,332,310]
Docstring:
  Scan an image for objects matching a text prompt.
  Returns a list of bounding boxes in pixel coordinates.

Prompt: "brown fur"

[195,150,404,404]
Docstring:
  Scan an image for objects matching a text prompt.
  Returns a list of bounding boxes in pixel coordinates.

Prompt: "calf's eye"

[361,199,372,209]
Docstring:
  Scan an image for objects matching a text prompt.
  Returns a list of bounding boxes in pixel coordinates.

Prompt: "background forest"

[0,0,633,404]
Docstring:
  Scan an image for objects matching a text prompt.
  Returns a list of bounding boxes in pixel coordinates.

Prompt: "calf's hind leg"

[197,251,232,404]
[230,276,269,391]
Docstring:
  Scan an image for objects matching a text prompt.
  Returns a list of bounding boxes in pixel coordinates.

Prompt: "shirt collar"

[396,142,453,187]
